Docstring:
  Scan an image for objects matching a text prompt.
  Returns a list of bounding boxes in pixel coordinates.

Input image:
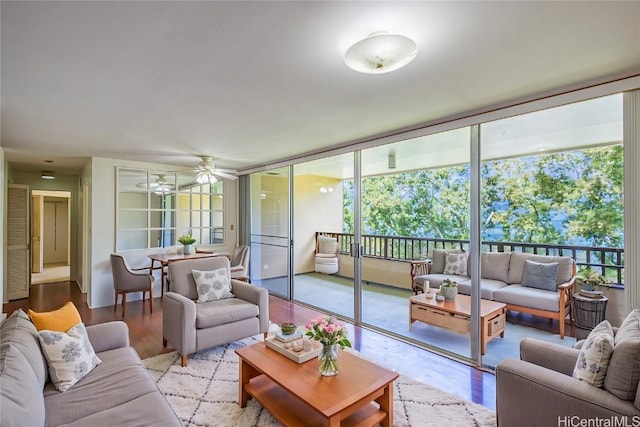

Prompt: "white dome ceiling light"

[344,31,418,74]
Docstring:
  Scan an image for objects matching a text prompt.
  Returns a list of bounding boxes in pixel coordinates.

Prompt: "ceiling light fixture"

[344,31,418,74]
[41,170,55,180]
[195,171,218,185]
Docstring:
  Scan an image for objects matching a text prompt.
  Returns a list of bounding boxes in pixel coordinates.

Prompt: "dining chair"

[230,245,250,281]
[110,253,154,317]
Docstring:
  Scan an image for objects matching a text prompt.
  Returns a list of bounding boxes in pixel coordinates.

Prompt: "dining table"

[147,252,225,297]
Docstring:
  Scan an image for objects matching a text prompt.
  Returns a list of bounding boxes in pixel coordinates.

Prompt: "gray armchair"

[496,338,640,426]
[110,253,153,317]
[162,256,269,367]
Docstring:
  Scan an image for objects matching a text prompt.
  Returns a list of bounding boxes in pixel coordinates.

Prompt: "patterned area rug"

[143,336,496,427]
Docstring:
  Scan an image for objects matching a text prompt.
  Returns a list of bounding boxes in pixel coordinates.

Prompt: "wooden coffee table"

[409,293,506,355]
[236,342,398,427]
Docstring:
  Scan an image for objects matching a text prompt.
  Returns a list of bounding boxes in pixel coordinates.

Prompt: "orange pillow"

[28,301,82,332]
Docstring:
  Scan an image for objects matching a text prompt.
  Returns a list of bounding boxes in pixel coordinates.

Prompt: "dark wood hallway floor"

[3,281,497,411]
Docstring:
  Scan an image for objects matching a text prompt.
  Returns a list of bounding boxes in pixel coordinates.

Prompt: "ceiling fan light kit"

[195,171,218,184]
[344,31,418,74]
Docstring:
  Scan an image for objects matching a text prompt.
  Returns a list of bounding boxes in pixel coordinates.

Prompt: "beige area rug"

[143,336,496,427]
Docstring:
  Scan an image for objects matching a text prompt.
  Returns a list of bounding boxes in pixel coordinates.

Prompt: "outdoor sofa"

[410,250,577,338]
[0,309,180,426]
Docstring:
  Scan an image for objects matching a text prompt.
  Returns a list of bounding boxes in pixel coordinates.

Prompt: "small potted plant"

[178,233,196,255]
[576,268,609,297]
[439,278,458,301]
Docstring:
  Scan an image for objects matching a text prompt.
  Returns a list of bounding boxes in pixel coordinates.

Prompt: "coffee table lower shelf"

[245,374,386,427]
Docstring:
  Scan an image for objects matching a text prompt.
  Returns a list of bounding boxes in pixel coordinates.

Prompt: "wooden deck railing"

[315,232,625,286]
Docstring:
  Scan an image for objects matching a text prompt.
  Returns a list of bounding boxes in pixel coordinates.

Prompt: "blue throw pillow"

[522,260,558,291]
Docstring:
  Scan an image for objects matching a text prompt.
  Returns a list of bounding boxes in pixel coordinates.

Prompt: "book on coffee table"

[274,331,303,343]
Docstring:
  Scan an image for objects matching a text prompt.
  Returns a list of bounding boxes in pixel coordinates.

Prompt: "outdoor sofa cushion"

[493,284,561,312]
[507,252,574,286]
[481,252,511,283]
[521,260,559,291]
[430,249,463,274]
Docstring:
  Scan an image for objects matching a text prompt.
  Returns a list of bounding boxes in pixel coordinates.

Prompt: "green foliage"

[347,146,623,251]
[178,233,196,245]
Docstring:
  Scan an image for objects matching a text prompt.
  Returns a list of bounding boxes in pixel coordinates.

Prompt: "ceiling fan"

[176,156,239,184]
[136,173,174,194]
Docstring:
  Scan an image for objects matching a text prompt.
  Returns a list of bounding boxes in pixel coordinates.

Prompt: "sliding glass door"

[249,167,290,297]
[292,153,355,319]
[359,128,473,360]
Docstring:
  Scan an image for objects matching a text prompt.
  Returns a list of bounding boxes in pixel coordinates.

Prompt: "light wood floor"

[3,281,498,410]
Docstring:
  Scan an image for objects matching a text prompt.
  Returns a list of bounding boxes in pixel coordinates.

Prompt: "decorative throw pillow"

[443,253,467,276]
[572,320,614,387]
[430,249,463,274]
[38,322,101,392]
[192,268,234,303]
[29,301,82,332]
[521,260,558,291]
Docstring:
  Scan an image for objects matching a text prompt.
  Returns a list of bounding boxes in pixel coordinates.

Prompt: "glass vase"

[318,344,339,376]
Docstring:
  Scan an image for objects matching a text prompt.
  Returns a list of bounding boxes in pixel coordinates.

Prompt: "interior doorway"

[31,190,71,285]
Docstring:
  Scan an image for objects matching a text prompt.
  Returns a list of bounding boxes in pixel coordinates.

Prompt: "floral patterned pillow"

[192,268,234,303]
[38,322,101,392]
[573,320,614,387]
[443,253,468,276]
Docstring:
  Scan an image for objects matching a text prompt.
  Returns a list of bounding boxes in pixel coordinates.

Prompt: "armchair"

[496,338,640,426]
[162,256,269,367]
[315,235,339,274]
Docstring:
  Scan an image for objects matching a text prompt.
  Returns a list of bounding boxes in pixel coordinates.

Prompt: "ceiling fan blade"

[213,171,238,180]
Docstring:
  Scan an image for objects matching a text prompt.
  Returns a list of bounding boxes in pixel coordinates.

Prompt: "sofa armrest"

[86,321,130,353]
[162,292,197,356]
[496,358,639,426]
[520,338,580,376]
[231,280,270,333]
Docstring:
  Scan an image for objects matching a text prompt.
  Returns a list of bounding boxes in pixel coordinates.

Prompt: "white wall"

[88,157,238,308]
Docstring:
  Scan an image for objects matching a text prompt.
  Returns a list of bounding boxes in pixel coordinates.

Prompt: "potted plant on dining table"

[178,233,197,255]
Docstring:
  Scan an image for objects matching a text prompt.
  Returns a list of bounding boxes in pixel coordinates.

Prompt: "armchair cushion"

[605,309,640,401]
[195,298,259,329]
[317,236,338,255]
[192,268,234,303]
[572,320,614,387]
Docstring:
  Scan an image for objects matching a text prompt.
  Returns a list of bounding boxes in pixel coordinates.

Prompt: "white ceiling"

[2,1,639,175]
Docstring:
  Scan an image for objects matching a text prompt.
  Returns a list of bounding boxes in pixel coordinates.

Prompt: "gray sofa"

[496,335,640,426]
[163,256,269,367]
[411,250,577,338]
[0,309,180,427]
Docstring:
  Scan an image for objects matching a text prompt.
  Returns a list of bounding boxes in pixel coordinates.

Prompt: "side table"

[572,293,608,340]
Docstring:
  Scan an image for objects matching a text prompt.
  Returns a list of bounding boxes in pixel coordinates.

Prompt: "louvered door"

[8,184,30,300]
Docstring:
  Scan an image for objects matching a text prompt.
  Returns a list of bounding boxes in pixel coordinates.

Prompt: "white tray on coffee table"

[264,336,321,364]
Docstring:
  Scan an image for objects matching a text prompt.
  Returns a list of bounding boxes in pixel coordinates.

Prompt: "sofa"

[496,316,640,427]
[0,309,180,427]
[163,256,269,367]
[410,250,577,338]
